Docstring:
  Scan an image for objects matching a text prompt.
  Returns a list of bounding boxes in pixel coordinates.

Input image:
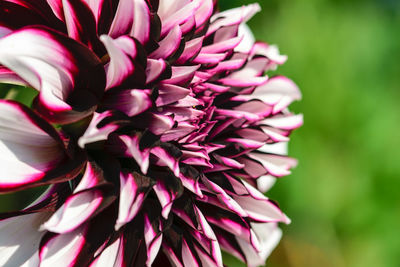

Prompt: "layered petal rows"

[0,0,302,266]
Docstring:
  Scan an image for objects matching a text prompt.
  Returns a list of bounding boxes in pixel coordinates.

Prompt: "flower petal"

[89,236,125,267]
[41,162,108,233]
[78,111,120,148]
[0,212,50,266]
[118,134,151,174]
[0,26,105,124]
[108,0,151,43]
[61,0,103,54]
[0,100,79,192]
[252,76,302,114]
[102,89,152,116]
[101,35,146,89]
[150,25,182,59]
[115,171,153,230]
[236,223,282,267]
[144,213,163,266]
[39,226,87,266]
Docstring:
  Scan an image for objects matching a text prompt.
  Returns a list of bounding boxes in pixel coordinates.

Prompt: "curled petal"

[146,59,169,84]
[39,226,87,266]
[156,84,190,106]
[115,171,153,230]
[151,146,181,177]
[261,114,304,131]
[118,134,151,174]
[193,0,213,27]
[236,223,282,267]
[251,43,288,65]
[0,66,28,86]
[0,100,81,192]
[153,173,183,219]
[144,214,163,266]
[128,0,151,43]
[101,35,146,89]
[0,26,105,124]
[150,25,182,59]
[251,76,302,114]
[41,162,108,233]
[235,24,255,53]
[249,152,298,177]
[102,89,152,116]
[176,37,204,64]
[108,0,150,43]
[60,0,102,54]
[41,189,103,233]
[207,4,261,36]
[78,111,120,148]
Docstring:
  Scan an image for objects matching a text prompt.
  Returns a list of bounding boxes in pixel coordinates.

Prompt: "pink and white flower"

[0,0,302,266]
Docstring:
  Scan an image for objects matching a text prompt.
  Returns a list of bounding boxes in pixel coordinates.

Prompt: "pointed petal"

[115,171,153,230]
[156,84,190,106]
[182,239,200,267]
[78,111,120,148]
[161,122,197,142]
[118,134,151,174]
[176,37,204,64]
[144,214,163,266]
[153,173,183,219]
[146,59,169,84]
[233,194,288,223]
[102,89,152,116]
[136,113,175,135]
[161,65,200,85]
[151,146,180,177]
[150,25,182,59]
[39,226,87,266]
[90,236,125,267]
[261,114,304,131]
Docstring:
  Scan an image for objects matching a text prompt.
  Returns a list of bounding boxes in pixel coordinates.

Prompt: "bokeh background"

[220,0,400,266]
[1,0,399,266]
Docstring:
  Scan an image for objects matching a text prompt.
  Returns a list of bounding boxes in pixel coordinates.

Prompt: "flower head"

[0,0,302,266]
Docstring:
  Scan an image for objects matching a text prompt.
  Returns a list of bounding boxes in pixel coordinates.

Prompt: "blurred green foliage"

[1,0,399,266]
[221,0,400,266]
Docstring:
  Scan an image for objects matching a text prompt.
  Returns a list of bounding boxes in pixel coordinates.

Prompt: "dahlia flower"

[0,0,302,266]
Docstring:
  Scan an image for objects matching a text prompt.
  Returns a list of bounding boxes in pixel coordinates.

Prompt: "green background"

[1,0,400,266]
[220,0,400,266]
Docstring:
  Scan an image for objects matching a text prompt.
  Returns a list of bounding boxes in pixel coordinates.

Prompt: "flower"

[0,0,302,266]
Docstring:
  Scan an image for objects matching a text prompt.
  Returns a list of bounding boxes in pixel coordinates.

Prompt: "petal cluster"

[0,0,302,266]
